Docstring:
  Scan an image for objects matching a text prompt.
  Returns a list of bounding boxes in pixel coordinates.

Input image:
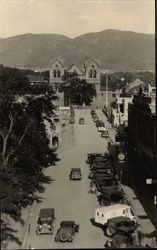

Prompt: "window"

[97,212,99,216]
[102,214,104,217]
[53,70,56,78]
[93,70,97,78]
[101,92,103,97]
[112,93,116,98]
[57,70,60,78]
[123,210,125,214]
[89,70,93,78]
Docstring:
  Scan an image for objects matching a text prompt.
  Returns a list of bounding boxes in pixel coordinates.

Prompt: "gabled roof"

[49,58,65,67]
[66,64,85,74]
[85,57,101,67]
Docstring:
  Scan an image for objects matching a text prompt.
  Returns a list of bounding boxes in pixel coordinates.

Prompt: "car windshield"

[40,217,52,224]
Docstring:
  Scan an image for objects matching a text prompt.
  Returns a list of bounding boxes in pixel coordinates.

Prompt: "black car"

[55,221,79,242]
[79,118,84,124]
[101,131,109,138]
[86,153,104,164]
[69,168,82,180]
[105,216,137,237]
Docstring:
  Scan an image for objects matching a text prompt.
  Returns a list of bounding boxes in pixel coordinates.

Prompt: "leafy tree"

[0,66,59,244]
[62,72,96,105]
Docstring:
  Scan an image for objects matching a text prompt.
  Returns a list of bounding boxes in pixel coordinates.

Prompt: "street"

[25,109,111,249]
[5,109,155,249]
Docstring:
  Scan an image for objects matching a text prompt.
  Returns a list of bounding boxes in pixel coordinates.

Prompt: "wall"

[128,95,156,178]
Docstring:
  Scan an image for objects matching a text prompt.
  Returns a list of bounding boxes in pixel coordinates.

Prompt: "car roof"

[60,221,75,226]
[71,168,81,171]
[39,208,55,217]
[96,204,130,213]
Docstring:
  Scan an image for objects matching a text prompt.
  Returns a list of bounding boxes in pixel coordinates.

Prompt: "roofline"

[49,58,65,67]
[96,204,130,212]
[86,58,100,67]
[66,64,85,74]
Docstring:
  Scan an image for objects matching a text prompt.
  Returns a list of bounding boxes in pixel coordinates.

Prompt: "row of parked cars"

[91,109,109,138]
[85,152,149,248]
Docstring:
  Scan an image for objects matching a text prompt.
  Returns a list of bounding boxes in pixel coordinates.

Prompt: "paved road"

[25,109,110,249]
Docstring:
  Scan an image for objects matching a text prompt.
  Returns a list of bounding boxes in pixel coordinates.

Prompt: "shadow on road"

[90,218,103,229]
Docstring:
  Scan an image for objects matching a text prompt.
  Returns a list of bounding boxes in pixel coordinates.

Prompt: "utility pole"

[106,71,108,108]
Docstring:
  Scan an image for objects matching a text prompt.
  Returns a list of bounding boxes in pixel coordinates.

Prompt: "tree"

[62,72,96,105]
[0,66,59,244]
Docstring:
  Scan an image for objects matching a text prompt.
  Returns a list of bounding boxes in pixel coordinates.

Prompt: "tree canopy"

[0,65,59,246]
[61,72,96,106]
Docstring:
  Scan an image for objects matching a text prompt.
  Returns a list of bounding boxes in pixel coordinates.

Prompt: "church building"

[49,57,101,85]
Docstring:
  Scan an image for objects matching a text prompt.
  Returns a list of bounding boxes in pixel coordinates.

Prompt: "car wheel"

[68,237,73,242]
[60,233,68,242]
[106,227,116,237]
[119,243,127,248]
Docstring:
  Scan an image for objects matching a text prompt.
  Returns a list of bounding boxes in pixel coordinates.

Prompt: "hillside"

[0,29,155,70]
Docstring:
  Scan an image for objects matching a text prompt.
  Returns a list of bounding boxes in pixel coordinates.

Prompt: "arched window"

[54,70,57,78]
[93,70,97,78]
[57,70,61,78]
[89,70,93,78]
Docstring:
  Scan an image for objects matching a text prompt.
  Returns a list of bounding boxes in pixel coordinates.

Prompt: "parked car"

[105,216,137,237]
[69,168,82,180]
[79,118,84,124]
[101,130,109,138]
[55,221,79,242]
[36,208,55,235]
[69,118,75,124]
[96,120,105,128]
[98,126,106,132]
[86,153,104,164]
[97,186,124,206]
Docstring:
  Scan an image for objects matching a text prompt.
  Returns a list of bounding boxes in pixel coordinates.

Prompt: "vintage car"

[105,216,137,237]
[69,168,82,180]
[101,130,109,138]
[97,186,125,206]
[69,118,75,124]
[79,118,84,124]
[55,221,79,242]
[98,126,106,132]
[88,168,113,179]
[36,208,55,235]
[86,153,104,164]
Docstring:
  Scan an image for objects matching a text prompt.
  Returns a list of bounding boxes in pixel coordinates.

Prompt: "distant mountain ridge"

[0,29,155,70]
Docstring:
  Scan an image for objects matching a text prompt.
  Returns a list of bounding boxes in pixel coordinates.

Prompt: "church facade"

[49,57,101,84]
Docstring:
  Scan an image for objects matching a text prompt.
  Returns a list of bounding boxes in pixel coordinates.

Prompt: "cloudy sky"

[0,0,155,38]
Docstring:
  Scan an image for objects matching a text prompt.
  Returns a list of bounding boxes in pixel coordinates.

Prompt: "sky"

[0,0,155,38]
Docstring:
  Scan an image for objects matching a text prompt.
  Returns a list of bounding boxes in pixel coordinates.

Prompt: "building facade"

[128,95,156,181]
[49,57,101,85]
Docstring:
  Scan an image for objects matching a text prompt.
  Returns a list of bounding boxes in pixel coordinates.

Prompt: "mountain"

[0,29,155,70]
